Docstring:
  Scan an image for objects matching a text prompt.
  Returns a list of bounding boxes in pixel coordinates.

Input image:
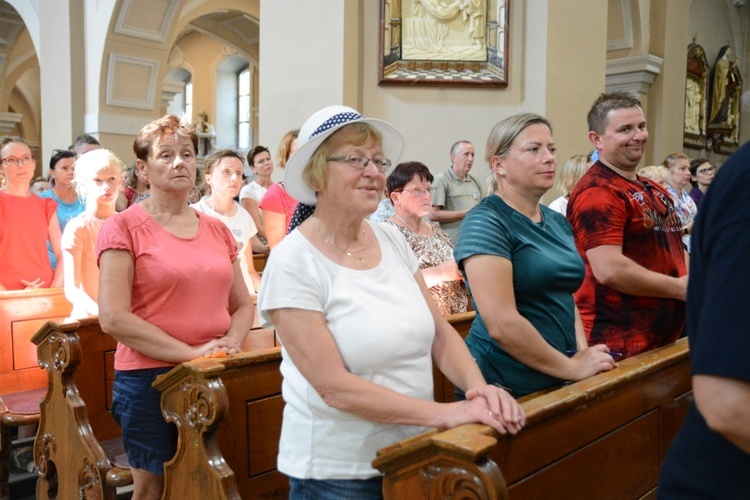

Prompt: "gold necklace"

[394,213,423,233]
[313,216,368,267]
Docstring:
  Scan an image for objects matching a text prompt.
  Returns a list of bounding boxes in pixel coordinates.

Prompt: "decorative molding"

[221,14,260,46]
[607,0,634,51]
[85,112,153,136]
[167,45,185,72]
[106,53,159,110]
[0,111,23,135]
[114,0,179,42]
[162,79,185,109]
[0,17,22,47]
[605,54,663,95]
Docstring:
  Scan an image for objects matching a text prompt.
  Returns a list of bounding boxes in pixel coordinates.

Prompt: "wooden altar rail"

[152,311,477,499]
[373,338,692,499]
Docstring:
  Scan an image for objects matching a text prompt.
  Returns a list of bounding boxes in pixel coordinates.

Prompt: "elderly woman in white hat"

[258,106,524,499]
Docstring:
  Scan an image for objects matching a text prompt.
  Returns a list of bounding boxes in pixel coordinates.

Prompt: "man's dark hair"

[587,91,642,134]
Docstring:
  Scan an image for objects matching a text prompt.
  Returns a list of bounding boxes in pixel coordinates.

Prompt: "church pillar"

[542,0,608,201]
[38,0,86,171]
[645,0,691,163]
[258,0,361,163]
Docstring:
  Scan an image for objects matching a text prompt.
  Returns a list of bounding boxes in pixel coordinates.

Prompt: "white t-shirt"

[239,181,268,204]
[191,199,258,293]
[258,221,435,479]
[547,195,568,216]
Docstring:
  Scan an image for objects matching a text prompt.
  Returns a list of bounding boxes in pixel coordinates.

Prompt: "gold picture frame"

[379,0,510,88]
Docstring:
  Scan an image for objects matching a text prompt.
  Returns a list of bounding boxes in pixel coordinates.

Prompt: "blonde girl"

[61,149,123,318]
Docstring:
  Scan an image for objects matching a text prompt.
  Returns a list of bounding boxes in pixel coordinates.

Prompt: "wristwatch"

[683,227,689,235]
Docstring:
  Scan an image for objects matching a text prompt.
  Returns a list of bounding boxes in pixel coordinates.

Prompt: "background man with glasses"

[567,92,688,359]
[429,140,483,244]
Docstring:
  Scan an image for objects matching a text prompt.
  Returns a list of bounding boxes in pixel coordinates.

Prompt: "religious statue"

[708,46,738,127]
[684,78,701,135]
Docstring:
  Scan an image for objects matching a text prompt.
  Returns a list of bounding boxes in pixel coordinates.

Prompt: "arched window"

[215,55,252,151]
[238,67,251,149]
[185,80,193,123]
[166,68,193,123]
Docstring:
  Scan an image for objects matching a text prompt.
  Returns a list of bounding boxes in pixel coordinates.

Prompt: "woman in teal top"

[454,113,618,398]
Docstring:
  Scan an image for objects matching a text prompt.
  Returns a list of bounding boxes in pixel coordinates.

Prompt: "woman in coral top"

[97,116,254,498]
[0,136,63,291]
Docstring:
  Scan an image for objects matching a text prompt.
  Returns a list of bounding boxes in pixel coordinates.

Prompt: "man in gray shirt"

[429,140,483,244]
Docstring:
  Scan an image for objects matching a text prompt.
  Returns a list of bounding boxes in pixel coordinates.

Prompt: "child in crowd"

[61,149,123,318]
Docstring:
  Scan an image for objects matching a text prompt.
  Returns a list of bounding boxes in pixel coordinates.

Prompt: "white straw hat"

[284,106,404,206]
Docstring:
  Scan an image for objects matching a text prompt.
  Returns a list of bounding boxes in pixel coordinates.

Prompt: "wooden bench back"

[0,289,72,394]
[31,317,125,499]
[434,311,474,403]
[373,338,692,499]
[155,347,287,499]
[153,311,475,498]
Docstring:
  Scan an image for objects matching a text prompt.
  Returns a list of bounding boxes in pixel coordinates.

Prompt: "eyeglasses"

[697,166,716,175]
[328,154,392,174]
[397,187,432,197]
[0,155,35,167]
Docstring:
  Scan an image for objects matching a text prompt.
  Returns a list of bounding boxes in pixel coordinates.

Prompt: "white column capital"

[0,111,22,135]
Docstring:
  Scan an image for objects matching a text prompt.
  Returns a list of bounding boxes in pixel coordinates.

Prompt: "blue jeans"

[289,476,383,500]
[111,367,177,474]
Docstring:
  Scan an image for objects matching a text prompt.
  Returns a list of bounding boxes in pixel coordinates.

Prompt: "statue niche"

[707,45,743,155]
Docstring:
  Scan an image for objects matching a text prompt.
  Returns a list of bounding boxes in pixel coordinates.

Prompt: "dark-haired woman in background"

[0,136,63,291]
[385,162,467,316]
[688,157,715,209]
[40,148,85,268]
[240,145,275,244]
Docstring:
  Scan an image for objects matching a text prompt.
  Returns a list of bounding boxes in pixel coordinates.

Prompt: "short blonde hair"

[302,123,383,195]
[638,165,668,184]
[73,149,124,199]
[555,154,589,197]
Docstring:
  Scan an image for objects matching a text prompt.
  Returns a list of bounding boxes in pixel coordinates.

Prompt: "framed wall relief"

[379,0,509,87]
[707,45,743,155]
[683,43,709,149]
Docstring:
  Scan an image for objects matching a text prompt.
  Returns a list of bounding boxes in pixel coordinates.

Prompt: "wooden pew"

[152,311,477,499]
[31,317,131,499]
[30,305,276,499]
[373,338,692,499]
[0,289,72,393]
[155,348,286,500]
[0,289,72,497]
[433,311,475,403]
[253,253,268,274]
